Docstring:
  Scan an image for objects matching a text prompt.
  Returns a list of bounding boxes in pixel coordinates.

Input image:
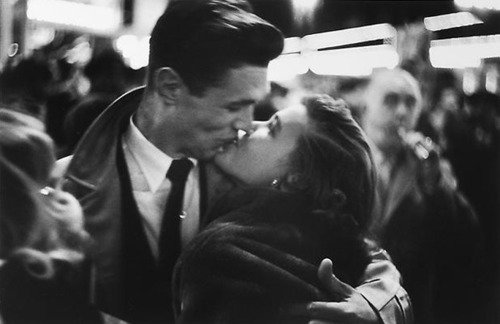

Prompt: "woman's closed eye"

[268,115,281,137]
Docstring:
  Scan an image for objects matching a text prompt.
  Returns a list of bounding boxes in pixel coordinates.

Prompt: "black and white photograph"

[0,0,499,323]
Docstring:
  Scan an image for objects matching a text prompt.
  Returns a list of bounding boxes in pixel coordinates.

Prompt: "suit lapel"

[370,147,419,236]
[384,155,418,220]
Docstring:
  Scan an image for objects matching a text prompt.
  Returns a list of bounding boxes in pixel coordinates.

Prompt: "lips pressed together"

[216,129,250,153]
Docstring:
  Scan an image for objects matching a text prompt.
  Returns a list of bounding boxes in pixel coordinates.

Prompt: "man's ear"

[155,67,183,104]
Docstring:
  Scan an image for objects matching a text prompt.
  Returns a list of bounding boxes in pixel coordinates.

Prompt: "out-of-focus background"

[2,0,500,86]
[3,0,499,144]
[0,0,499,322]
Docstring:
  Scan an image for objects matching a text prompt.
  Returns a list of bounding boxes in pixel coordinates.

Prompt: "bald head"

[362,68,422,154]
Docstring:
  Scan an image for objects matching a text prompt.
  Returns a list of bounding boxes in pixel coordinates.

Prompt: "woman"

[173,94,377,323]
[0,117,101,324]
[0,113,87,254]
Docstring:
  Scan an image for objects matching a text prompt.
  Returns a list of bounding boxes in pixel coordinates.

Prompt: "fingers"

[307,301,351,321]
[317,258,333,283]
[280,304,351,324]
[317,258,353,298]
[283,259,372,324]
[282,301,348,322]
[406,131,426,146]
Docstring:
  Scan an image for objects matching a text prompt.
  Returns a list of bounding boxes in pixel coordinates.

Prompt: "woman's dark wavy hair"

[0,122,55,187]
[0,119,86,278]
[148,0,284,96]
[286,94,376,230]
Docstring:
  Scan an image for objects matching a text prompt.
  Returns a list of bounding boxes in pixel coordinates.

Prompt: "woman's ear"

[155,67,183,104]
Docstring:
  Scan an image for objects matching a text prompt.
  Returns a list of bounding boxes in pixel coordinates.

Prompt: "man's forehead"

[211,65,267,90]
[376,75,420,98]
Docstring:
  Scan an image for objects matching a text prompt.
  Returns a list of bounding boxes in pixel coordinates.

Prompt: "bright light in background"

[463,69,478,95]
[27,0,121,34]
[282,37,302,54]
[268,37,306,81]
[424,12,482,31]
[430,47,481,68]
[268,53,308,81]
[307,44,399,76]
[115,35,150,70]
[454,0,475,8]
[430,34,500,68]
[292,0,320,13]
[302,23,397,50]
[268,28,399,78]
[455,0,500,10]
[485,67,499,93]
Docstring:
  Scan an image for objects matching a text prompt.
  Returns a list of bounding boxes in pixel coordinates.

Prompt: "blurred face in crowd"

[154,65,268,161]
[214,103,308,186]
[439,88,460,112]
[362,69,422,153]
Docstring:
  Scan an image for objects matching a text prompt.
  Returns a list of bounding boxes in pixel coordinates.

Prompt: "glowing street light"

[292,0,320,13]
[454,0,500,10]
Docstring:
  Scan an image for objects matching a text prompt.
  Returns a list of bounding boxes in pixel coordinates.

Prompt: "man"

[57,1,411,323]
[362,68,482,324]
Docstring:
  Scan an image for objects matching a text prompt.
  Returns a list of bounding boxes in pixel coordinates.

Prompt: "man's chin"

[193,143,236,162]
[212,152,228,168]
[184,148,217,162]
[198,154,216,162]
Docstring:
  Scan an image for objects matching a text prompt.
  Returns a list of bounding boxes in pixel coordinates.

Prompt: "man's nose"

[233,106,254,134]
[395,101,410,119]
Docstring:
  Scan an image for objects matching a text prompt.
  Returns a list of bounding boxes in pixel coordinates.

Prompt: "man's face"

[172,65,268,161]
[363,72,421,153]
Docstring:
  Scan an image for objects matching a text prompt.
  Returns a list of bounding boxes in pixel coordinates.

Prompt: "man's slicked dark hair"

[148,0,284,96]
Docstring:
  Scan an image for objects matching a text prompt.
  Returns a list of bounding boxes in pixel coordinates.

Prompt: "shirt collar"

[124,116,197,192]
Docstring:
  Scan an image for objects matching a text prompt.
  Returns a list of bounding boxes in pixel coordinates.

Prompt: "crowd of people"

[0,0,499,323]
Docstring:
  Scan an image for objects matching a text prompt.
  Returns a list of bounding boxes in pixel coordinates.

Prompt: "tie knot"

[166,158,193,183]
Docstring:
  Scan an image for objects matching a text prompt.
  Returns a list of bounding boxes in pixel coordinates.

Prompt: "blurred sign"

[455,0,500,10]
[27,0,122,35]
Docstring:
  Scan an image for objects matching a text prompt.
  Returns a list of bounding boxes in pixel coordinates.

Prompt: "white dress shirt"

[121,117,200,259]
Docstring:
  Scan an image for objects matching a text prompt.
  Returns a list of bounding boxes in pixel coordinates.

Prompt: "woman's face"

[214,104,309,186]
